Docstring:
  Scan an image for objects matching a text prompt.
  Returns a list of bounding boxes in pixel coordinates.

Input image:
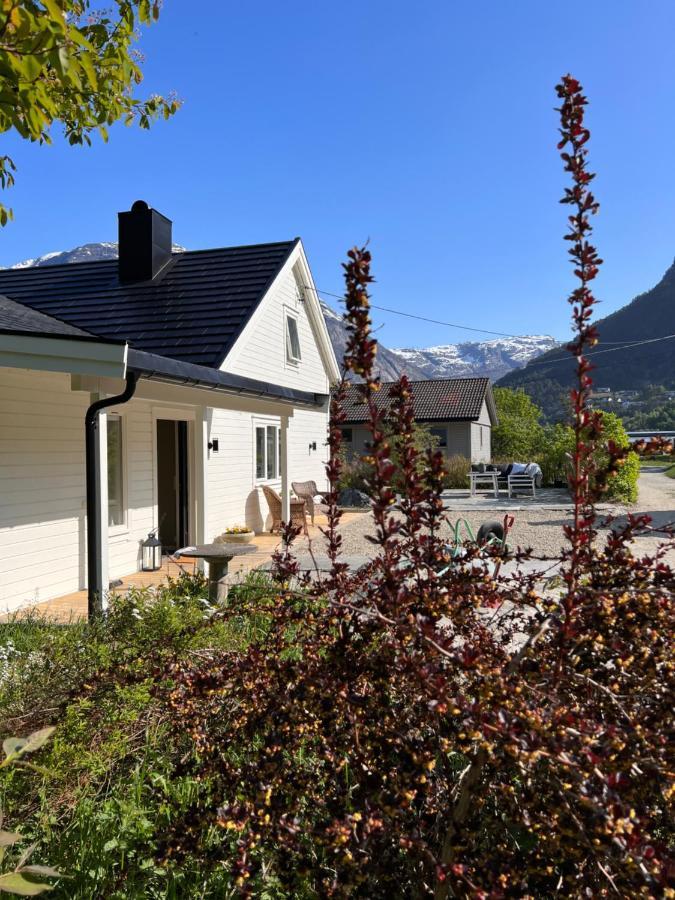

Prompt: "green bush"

[337,456,370,492]
[492,387,545,460]
[609,449,640,502]
[534,412,639,500]
[538,423,575,486]
[0,571,280,899]
[595,411,639,502]
[337,421,441,494]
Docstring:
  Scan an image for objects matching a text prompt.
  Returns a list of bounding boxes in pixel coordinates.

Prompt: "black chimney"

[118,200,173,283]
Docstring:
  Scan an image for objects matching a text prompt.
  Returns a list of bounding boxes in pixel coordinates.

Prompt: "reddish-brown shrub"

[161,77,674,898]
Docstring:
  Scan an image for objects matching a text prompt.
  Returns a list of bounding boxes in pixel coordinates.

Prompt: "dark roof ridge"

[375,376,490,385]
[1,238,299,274]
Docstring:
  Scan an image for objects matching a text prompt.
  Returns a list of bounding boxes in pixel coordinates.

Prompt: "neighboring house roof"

[0,241,298,368]
[340,378,498,424]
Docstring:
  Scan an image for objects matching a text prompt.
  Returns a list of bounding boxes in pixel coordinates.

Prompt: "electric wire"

[306,284,675,360]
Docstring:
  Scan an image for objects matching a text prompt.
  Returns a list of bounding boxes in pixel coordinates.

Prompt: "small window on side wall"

[286,315,301,363]
[430,426,447,449]
[107,415,124,527]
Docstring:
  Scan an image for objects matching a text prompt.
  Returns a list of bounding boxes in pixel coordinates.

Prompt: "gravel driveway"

[298,470,675,564]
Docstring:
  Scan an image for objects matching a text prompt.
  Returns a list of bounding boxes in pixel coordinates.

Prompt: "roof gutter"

[85,372,139,619]
[0,331,127,379]
[126,348,327,408]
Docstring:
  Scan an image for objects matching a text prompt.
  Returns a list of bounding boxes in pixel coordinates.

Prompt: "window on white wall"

[285,314,301,363]
[480,426,484,449]
[430,426,448,449]
[255,423,280,480]
[107,415,124,527]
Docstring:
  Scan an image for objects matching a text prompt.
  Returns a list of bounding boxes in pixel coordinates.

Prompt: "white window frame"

[253,418,281,483]
[107,412,128,535]
[284,310,302,365]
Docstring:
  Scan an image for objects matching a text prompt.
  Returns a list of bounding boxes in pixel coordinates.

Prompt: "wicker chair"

[261,484,308,535]
[291,480,327,525]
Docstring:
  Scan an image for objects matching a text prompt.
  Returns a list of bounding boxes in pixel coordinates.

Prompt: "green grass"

[638,454,675,478]
[639,455,675,467]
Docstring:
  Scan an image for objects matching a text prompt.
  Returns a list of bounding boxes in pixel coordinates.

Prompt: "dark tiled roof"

[0,241,297,367]
[0,293,325,408]
[340,378,494,423]
[0,294,94,338]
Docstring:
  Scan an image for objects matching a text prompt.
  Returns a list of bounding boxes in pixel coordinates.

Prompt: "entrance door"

[156,419,189,552]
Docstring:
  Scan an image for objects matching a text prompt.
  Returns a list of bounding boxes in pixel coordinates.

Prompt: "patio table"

[173,543,257,602]
[468,470,500,498]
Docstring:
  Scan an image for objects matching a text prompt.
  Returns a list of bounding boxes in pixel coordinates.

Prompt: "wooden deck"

[11,512,363,623]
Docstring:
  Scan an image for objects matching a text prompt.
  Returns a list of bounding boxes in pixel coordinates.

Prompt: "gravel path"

[297,470,675,564]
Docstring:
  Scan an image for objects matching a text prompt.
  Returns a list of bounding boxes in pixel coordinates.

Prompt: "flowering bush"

[157,75,674,900]
[222,525,254,534]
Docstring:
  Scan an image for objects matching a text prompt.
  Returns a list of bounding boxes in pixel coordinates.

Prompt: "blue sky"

[2,1,675,347]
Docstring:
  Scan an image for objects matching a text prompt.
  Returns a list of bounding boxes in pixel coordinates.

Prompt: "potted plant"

[216,525,255,545]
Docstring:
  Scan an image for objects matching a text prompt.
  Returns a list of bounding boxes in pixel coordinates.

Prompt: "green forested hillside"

[498,258,675,420]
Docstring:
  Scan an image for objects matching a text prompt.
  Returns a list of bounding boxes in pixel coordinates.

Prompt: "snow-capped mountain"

[320,301,429,381]
[390,336,560,381]
[7,242,557,382]
[10,242,183,268]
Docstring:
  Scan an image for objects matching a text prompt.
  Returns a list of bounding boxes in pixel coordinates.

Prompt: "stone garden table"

[173,542,258,602]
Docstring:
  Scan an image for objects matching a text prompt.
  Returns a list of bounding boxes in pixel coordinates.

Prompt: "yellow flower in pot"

[216,525,255,544]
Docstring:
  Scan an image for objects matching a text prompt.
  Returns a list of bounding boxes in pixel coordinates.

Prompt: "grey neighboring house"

[339,378,498,463]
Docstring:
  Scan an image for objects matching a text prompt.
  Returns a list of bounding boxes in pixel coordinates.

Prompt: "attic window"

[286,314,301,363]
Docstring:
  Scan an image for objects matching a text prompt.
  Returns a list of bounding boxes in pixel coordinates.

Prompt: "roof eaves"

[127,346,325,408]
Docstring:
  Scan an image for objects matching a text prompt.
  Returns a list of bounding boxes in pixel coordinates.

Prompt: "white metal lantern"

[141,531,162,571]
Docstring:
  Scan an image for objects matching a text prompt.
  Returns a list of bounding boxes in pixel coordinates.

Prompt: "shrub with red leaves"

[160,77,674,897]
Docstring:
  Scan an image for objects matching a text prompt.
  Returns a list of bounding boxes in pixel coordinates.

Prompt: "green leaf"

[79,52,97,90]
[21,728,56,755]
[19,867,60,879]
[0,872,53,895]
[3,737,27,758]
[41,0,66,27]
[0,831,22,847]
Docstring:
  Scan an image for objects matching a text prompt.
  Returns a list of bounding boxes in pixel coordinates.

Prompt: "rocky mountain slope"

[499,257,675,419]
[8,242,559,382]
[319,301,429,381]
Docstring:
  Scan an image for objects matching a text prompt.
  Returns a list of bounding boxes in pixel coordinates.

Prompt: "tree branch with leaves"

[0,0,179,224]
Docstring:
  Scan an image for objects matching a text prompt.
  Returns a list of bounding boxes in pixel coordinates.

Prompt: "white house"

[340,378,498,463]
[0,201,339,614]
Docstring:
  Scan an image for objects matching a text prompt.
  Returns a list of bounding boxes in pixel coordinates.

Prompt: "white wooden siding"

[0,369,88,609]
[206,404,329,536]
[470,400,492,463]
[0,368,156,611]
[221,265,330,394]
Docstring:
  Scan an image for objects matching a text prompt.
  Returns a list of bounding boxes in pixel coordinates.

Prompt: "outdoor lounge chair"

[507,472,536,498]
[261,484,309,535]
[291,480,327,525]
